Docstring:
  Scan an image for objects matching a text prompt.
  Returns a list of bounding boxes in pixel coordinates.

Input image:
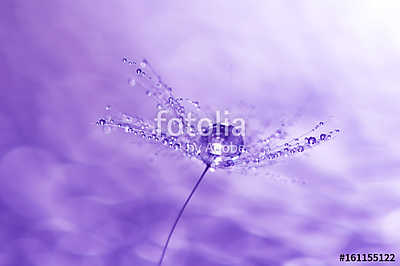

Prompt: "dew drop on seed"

[192,101,200,107]
[224,160,235,167]
[307,137,316,145]
[173,143,181,150]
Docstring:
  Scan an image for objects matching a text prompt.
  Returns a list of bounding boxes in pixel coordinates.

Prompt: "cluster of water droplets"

[97,57,213,159]
[235,121,341,169]
[96,57,340,170]
[122,57,203,121]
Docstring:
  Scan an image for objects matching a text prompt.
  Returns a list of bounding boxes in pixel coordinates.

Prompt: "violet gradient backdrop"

[1,1,400,266]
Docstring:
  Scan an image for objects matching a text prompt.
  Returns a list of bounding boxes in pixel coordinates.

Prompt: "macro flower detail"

[97,57,340,171]
[96,57,340,265]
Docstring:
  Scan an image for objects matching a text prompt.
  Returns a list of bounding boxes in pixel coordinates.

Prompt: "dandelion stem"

[158,164,211,265]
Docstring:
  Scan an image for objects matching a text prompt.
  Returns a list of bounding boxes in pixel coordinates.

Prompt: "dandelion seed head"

[96,57,341,173]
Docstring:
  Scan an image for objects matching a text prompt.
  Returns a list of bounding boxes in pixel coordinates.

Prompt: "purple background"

[1,1,400,266]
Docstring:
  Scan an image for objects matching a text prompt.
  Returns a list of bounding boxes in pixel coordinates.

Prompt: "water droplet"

[224,160,235,167]
[98,119,106,126]
[140,60,147,68]
[173,143,181,150]
[136,68,142,74]
[177,106,185,114]
[122,57,128,63]
[297,146,304,152]
[320,134,327,140]
[146,90,152,96]
[156,104,163,110]
[307,137,316,145]
[105,105,111,111]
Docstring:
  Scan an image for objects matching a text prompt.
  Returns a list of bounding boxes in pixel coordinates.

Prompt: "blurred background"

[1,1,400,265]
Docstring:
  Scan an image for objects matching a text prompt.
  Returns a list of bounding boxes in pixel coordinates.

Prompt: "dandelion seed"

[96,57,341,265]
